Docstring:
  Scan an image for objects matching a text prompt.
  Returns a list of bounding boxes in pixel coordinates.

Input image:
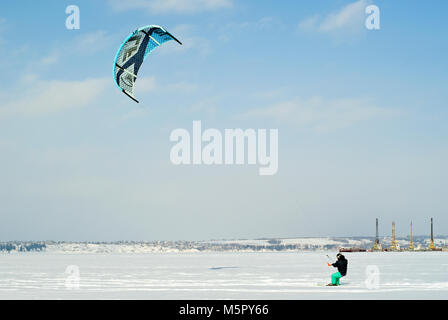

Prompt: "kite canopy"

[113,25,182,103]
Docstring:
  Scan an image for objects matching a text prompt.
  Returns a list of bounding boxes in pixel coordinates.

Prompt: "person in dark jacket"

[327,253,348,286]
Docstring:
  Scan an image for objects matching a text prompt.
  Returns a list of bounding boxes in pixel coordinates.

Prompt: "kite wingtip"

[122,90,139,103]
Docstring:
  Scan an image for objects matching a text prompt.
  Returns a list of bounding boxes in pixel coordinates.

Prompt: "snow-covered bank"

[1,237,447,254]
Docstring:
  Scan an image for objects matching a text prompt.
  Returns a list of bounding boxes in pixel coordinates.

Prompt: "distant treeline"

[0,242,46,253]
[0,236,446,253]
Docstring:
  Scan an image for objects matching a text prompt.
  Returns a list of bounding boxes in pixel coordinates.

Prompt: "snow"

[0,251,447,299]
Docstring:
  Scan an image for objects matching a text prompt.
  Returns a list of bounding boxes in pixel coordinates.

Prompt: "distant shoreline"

[1,236,447,253]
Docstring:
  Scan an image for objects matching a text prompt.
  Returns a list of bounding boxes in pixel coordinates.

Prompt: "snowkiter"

[327,253,348,286]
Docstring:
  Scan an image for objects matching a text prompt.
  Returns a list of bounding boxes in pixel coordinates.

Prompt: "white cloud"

[218,17,284,42]
[27,31,114,71]
[135,76,198,95]
[38,52,60,66]
[0,77,109,117]
[319,0,368,32]
[19,73,39,84]
[162,24,212,56]
[72,30,115,54]
[164,81,199,93]
[135,76,158,94]
[298,0,370,36]
[298,15,320,32]
[237,96,396,132]
[109,0,233,14]
[187,96,219,114]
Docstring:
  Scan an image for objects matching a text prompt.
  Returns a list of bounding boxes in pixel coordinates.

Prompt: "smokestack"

[429,217,435,250]
[431,218,434,242]
[373,218,381,250]
[409,222,414,250]
[376,218,379,241]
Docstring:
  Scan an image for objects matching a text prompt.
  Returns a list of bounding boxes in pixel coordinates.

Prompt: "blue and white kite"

[113,25,182,103]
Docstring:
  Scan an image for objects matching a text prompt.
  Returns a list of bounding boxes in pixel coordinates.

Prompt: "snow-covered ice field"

[0,251,447,299]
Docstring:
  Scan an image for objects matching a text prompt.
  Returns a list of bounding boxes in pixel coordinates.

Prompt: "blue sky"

[0,0,447,241]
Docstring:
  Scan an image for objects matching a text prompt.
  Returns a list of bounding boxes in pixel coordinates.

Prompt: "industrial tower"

[373,218,381,251]
[429,217,436,250]
[409,222,414,250]
[390,221,398,250]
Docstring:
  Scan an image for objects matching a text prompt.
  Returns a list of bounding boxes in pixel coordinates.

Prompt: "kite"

[113,25,182,103]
